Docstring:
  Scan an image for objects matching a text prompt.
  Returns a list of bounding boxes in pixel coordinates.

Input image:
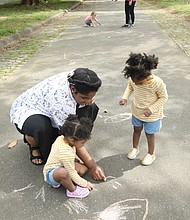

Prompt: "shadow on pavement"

[96,154,141,180]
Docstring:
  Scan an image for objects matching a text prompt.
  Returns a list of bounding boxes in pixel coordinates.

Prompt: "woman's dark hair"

[68,68,102,94]
[122,53,159,81]
[59,114,92,140]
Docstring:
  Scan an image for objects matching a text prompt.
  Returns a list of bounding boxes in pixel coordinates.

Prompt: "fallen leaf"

[8,140,18,149]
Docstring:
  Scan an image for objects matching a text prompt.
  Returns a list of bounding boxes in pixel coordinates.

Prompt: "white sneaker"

[127,147,139,159]
[142,153,155,165]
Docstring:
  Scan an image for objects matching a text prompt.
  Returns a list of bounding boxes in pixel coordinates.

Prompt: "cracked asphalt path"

[0,0,190,219]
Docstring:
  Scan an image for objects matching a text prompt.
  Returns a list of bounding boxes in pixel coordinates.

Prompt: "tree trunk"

[20,0,42,5]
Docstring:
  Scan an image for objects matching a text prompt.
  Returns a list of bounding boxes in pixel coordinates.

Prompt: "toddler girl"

[85,11,102,27]
[43,115,94,198]
[119,53,168,165]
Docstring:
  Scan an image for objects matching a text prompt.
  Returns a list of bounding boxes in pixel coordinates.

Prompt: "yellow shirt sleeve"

[121,75,168,122]
[122,78,134,100]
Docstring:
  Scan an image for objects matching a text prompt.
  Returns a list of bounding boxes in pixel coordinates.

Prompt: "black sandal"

[29,145,43,165]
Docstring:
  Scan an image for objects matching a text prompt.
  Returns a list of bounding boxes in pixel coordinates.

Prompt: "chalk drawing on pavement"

[98,112,132,124]
[35,186,45,202]
[13,183,35,193]
[65,198,148,220]
[1,183,35,200]
[92,198,149,220]
[64,200,89,215]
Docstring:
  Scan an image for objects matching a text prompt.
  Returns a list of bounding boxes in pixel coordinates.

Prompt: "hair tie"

[67,70,75,80]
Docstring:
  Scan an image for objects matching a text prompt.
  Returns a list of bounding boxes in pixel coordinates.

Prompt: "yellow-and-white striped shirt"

[43,135,87,187]
[122,74,168,122]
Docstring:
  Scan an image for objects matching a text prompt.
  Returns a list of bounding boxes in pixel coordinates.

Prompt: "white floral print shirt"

[10,71,77,129]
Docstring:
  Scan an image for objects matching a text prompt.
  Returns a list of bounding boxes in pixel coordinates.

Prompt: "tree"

[20,0,44,5]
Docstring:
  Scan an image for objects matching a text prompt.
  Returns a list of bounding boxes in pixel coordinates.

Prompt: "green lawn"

[0,0,79,39]
[140,0,190,18]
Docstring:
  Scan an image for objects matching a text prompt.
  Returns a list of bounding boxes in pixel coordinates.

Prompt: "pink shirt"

[85,15,93,23]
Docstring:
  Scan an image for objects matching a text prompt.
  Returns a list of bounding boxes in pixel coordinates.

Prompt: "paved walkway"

[0,0,190,219]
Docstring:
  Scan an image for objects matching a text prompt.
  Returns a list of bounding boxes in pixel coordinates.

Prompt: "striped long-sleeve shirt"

[43,135,87,187]
[122,74,168,122]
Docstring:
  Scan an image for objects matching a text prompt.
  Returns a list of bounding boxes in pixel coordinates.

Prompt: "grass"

[140,0,190,19]
[0,0,79,39]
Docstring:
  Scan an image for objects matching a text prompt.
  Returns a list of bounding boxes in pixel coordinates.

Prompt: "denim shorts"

[132,115,162,134]
[46,167,62,187]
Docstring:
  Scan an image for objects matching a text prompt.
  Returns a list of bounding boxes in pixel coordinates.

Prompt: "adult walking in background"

[10,68,105,181]
[122,0,136,27]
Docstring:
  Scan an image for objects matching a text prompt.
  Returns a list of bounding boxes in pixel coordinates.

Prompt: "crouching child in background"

[85,11,102,27]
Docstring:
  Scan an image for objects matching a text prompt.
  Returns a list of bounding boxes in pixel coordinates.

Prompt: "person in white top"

[10,68,106,181]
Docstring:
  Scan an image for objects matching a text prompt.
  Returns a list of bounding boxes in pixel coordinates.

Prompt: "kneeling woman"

[10,68,105,181]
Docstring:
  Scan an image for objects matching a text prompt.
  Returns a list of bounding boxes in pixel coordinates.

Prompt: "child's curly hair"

[122,53,159,81]
[59,115,92,140]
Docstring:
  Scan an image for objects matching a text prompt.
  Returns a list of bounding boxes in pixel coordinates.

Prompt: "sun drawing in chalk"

[92,198,149,220]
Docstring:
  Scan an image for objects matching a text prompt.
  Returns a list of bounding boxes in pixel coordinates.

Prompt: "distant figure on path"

[85,11,102,27]
[122,0,136,27]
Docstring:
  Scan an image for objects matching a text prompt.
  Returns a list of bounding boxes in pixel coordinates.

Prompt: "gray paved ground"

[0,0,190,219]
